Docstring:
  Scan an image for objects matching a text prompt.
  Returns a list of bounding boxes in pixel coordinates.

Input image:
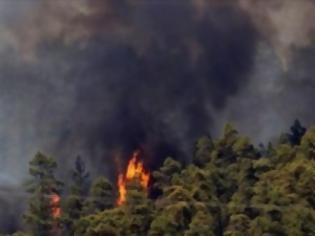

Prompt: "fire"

[50,193,61,219]
[117,151,150,205]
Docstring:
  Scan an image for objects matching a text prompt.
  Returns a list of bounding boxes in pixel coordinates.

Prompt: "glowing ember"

[50,193,61,219]
[117,151,150,205]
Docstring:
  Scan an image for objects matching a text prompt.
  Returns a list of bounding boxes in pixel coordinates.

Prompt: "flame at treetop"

[117,151,150,205]
[50,193,61,219]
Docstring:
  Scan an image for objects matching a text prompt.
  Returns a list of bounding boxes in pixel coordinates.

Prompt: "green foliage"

[301,126,315,159]
[224,214,251,236]
[70,156,90,196]
[193,135,213,167]
[74,208,126,236]
[152,157,182,194]
[23,152,63,236]
[62,156,90,235]
[84,176,115,214]
[75,179,153,236]
[62,194,84,235]
[20,121,315,236]
[184,210,215,236]
[280,119,306,146]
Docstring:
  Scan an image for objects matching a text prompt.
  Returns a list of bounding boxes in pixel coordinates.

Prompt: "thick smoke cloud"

[0,0,315,233]
[2,0,258,176]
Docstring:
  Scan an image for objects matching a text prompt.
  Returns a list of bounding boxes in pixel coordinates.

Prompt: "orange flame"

[50,193,61,219]
[117,151,150,205]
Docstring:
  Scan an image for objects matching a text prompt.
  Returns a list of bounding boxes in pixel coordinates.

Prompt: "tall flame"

[117,151,150,205]
[50,193,61,219]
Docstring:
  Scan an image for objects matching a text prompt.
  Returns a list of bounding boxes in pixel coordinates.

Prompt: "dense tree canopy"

[11,121,315,236]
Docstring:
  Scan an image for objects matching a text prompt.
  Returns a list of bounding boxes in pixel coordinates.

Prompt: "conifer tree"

[84,176,115,214]
[152,157,182,195]
[24,152,63,236]
[62,156,90,235]
[288,119,306,146]
[124,179,153,236]
[18,123,315,235]
[70,155,90,196]
[193,135,213,167]
[75,176,152,236]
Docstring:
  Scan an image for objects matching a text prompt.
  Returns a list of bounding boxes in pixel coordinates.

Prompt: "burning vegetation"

[117,151,150,206]
[10,121,315,235]
[50,193,61,219]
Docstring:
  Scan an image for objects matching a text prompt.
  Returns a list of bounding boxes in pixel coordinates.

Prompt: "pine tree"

[124,179,153,236]
[288,119,306,146]
[279,120,306,146]
[19,123,315,236]
[84,176,115,214]
[75,177,152,236]
[24,152,63,236]
[152,157,182,196]
[193,135,213,167]
[70,155,90,196]
[62,156,90,235]
[185,209,215,236]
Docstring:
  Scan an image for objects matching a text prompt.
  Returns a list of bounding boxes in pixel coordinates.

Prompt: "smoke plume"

[0,0,315,233]
[1,0,258,177]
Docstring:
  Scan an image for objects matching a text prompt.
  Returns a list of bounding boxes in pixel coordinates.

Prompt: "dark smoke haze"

[0,0,315,233]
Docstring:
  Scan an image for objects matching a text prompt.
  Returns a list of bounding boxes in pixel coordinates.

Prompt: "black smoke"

[6,0,315,233]
[0,2,258,231]
[51,3,257,173]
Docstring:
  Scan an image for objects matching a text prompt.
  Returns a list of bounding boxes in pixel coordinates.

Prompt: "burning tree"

[17,122,315,235]
[24,152,63,236]
[74,151,153,236]
[117,150,150,205]
[116,151,153,234]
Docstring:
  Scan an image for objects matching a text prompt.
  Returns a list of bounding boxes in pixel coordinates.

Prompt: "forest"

[8,120,315,236]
